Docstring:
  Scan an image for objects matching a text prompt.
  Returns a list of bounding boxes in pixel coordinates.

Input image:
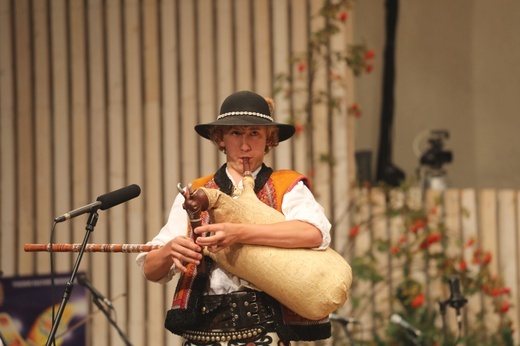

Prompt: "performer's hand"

[162,236,203,273]
[194,223,238,253]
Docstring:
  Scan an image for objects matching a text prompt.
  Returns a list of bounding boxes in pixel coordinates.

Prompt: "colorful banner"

[0,273,88,346]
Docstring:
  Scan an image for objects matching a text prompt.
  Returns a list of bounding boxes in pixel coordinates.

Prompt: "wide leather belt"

[201,290,274,329]
[182,290,276,343]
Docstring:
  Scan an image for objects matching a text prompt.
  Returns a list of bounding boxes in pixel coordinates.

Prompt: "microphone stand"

[46,211,99,346]
[91,297,132,345]
[336,320,356,346]
[438,299,449,346]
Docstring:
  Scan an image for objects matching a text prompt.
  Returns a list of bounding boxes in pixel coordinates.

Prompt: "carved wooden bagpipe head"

[180,158,353,321]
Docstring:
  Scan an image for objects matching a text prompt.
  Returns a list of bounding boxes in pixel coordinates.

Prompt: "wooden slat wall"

[0,0,354,345]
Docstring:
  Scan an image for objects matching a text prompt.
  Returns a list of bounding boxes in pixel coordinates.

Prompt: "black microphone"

[77,273,113,309]
[448,276,467,327]
[329,313,361,325]
[390,314,422,338]
[54,184,141,222]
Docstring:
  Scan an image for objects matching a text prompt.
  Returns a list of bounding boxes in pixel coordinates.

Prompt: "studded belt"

[182,290,276,343]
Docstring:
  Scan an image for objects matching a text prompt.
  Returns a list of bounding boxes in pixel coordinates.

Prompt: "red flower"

[390,245,399,255]
[365,64,374,73]
[499,300,511,314]
[297,61,306,73]
[410,219,426,233]
[349,225,360,238]
[465,238,475,248]
[348,103,362,118]
[419,233,442,249]
[364,49,375,60]
[458,259,467,271]
[399,235,407,244]
[411,293,425,308]
[482,252,492,265]
[338,12,349,22]
[430,206,438,215]
[502,287,511,295]
[491,288,502,297]
[294,123,304,135]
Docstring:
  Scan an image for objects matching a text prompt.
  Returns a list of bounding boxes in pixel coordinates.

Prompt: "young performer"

[136,90,332,345]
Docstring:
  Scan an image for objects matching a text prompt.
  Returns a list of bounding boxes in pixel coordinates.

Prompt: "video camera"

[419,130,453,170]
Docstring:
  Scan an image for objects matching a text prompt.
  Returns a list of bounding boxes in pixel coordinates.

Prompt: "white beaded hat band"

[195,90,295,142]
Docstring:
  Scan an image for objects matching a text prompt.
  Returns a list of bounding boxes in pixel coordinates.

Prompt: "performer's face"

[220,126,269,176]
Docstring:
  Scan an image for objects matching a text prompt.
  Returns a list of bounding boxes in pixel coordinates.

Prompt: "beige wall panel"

[459,189,480,332]
[33,0,53,275]
[290,0,308,177]
[234,0,253,90]
[498,190,519,336]
[15,0,34,276]
[253,0,271,96]
[517,191,520,339]
[309,0,331,213]
[124,0,146,344]
[272,0,293,171]
[160,0,180,218]
[50,0,73,273]
[105,0,128,344]
[215,0,234,105]
[179,0,198,183]
[197,0,219,176]
[330,13,352,243]
[142,0,167,344]
[0,0,16,276]
[478,189,500,332]
[70,0,91,258]
[86,0,109,344]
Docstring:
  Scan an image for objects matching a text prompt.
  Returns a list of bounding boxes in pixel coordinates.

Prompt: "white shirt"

[136,167,331,293]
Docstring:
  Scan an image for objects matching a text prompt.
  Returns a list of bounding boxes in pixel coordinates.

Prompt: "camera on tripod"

[419,130,453,170]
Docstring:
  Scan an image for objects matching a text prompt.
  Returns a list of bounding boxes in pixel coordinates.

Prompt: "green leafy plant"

[273,0,374,169]
[345,184,514,345]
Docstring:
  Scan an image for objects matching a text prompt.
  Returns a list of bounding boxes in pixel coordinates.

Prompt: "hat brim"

[195,115,295,142]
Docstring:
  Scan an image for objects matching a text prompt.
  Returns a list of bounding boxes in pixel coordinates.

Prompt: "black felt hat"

[195,90,295,142]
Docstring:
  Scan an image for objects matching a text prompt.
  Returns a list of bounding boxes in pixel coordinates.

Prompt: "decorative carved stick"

[24,243,162,253]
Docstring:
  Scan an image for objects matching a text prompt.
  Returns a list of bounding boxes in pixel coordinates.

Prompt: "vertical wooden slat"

[179,0,198,182]
[498,190,519,336]
[160,0,180,211]
[33,0,53,275]
[143,0,166,344]
[51,0,72,273]
[0,0,16,276]
[15,0,34,276]
[197,0,218,176]
[86,0,109,344]
[70,0,90,249]
[160,1,182,345]
[272,0,292,171]
[459,189,480,332]
[330,3,351,249]
[309,0,331,213]
[290,0,308,176]
[216,0,234,104]
[253,0,271,94]
[105,0,126,344]
[371,188,390,333]
[253,0,273,168]
[516,191,520,342]
[124,0,146,344]
[234,0,253,90]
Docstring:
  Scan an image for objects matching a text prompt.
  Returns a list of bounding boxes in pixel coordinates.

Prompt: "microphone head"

[390,314,402,324]
[97,184,141,210]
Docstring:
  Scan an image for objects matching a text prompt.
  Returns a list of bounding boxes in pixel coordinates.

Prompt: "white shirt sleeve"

[281,181,331,249]
[135,192,188,284]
